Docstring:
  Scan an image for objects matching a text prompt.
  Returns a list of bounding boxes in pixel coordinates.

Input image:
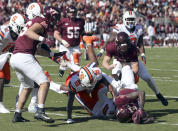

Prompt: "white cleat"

[28,103,37,113]
[0,103,10,113]
[66,119,75,124]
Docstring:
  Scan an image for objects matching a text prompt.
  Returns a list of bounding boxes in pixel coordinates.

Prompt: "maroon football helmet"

[44,6,61,29]
[66,5,77,20]
[116,103,138,123]
[115,32,131,52]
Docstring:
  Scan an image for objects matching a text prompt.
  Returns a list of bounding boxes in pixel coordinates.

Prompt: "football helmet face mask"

[79,67,97,90]
[123,11,136,29]
[115,32,131,52]
[9,13,26,40]
[44,6,61,29]
[66,5,77,20]
[26,2,44,20]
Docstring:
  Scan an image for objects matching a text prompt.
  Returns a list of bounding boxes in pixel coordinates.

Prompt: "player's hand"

[61,39,70,48]
[43,38,55,46]
[97,49,104,59]
[141,53,146,65]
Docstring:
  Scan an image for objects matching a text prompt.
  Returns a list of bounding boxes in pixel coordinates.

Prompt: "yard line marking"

[158,123,178,126]
[6,84,178,99]
[146,94,178,99]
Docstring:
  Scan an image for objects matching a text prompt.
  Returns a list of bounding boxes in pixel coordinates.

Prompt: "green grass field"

[1,47,178,131]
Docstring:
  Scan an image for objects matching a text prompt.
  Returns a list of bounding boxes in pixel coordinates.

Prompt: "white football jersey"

[113,24,143,46]
[0,24,13,54]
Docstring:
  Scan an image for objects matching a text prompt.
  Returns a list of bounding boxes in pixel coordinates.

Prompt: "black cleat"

[156,93,168,106]
[34,108,54,123]
[12,112,30,123]
[58,70,64,77]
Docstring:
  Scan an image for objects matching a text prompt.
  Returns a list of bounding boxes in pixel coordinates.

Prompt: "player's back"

[14,17,47,55]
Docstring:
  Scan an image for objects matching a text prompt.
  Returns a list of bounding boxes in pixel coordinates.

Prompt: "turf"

[1,47,178,131]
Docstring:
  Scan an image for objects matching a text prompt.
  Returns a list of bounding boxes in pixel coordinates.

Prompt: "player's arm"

[66,82,76,120]
[87,44,99,65]
[102,55,115,70]
[54,30,70,48]
[25,23,44,41]
[137,34,146,64]
[124,90,145,109]
[97,31,117,58]
[101,77,117,98]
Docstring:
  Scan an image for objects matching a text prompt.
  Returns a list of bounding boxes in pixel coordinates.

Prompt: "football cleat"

[58,70,65,77]
[156,93,168,106]
[66,119,75,124]
[12,112,30,123]
[28,102,37,113]
[34,108,55,123]
[0,103,10,113]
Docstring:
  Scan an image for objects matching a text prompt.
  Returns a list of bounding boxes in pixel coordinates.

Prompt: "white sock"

[38,104,44,108]
[15,109,22,113]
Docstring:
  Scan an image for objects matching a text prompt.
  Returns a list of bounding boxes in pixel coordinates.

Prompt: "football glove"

[141,53,146,65]
[96,49,104,59]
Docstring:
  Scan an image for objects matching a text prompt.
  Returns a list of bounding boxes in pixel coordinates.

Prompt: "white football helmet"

[123,11,136,29]
[9,13,26,35]
[26,2,44,19]
[79,67,97,90]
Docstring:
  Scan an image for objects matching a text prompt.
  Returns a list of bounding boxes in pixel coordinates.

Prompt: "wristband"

[61,39,68,45]
[141,53,145,57]
[50,52,54,57]
[100,49,104,53]
[38,36,45,42]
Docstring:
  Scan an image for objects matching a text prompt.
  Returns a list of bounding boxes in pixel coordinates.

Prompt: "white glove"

[66,119,75,124]
[61,39,69,45]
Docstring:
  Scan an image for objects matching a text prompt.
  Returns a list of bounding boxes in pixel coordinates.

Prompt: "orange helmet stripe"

[129,11,132,15]
[83,67,93,84]
[0,31,4,38]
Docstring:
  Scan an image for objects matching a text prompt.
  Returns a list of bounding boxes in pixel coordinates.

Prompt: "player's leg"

[121,65,138,90]
[0,62,10,113]
[138,60,168,106]
[28,83,38,113]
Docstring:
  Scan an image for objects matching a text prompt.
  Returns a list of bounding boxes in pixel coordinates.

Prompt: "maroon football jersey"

[105,42,138,63]
[56,18,85,47]
[115,89,137,108]
[13,17,48,55]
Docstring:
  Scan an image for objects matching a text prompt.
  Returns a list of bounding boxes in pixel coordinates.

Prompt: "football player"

[10,6,61,123]
[100,11,168,106]
[54,5,85,77]
[0,13,26,113]
[102,32,139,92]
[15,2,66,113]
[65,64,117,124]
[115,87,154,124]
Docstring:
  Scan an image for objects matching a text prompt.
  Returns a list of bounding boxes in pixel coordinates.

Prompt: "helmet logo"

[11,15,18,22]
[29,4,35,10]
[79,72,85,80]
